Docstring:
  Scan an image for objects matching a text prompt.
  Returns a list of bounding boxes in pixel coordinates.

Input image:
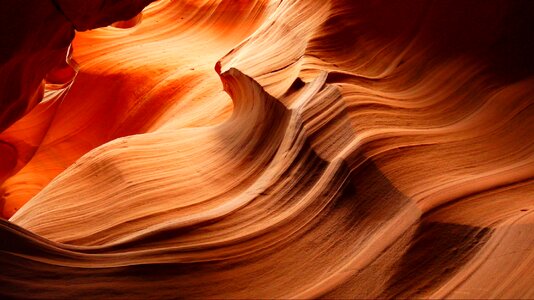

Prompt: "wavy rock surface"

[1,0,534,298]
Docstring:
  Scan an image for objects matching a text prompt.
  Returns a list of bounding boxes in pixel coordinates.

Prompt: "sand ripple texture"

[1,0,534,298]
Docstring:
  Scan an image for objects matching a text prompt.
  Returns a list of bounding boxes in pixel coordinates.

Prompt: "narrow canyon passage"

[0,0,533,298]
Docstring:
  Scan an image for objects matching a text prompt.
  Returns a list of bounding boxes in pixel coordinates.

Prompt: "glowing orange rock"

[0,0,533,299]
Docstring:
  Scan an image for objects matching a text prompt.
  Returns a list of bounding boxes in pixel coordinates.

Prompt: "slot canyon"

[0,0,533,298]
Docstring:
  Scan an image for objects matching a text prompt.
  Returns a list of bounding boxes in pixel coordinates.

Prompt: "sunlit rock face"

[1,0,533,298]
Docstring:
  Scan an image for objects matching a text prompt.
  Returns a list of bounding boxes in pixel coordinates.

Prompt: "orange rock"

[0,0,533,298]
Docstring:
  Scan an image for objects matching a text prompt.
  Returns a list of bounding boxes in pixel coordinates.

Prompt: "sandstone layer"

[1,0,533,298]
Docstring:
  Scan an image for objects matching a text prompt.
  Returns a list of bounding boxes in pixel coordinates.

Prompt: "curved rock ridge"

[1,0,534,298]
[0,0,274,217]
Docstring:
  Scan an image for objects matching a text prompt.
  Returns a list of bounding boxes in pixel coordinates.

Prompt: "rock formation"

[1,0,533,298]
